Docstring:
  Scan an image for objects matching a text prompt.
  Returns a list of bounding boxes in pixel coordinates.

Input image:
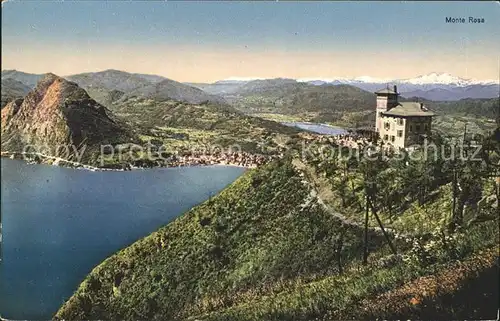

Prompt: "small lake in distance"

[281,122,348,135]
[0,158,245,319]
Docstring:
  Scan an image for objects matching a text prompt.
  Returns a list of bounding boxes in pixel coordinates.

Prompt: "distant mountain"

[400,84,499,101]
[294,72,499,100]
[192,73,497,101]
[1,78,31,108]
[112,95,294,132]
[306,80,329,86]
[226,80,376,117]
[120,78,227,105]
[188,79,301,96]
[1,69,44,87]
[409,97,499,120]
[187,79,250,95]
[68,69,226,106]
[83,87,126,108]
[66,69,155,93]
[1,73,134,164]
[399,72,496,86]
[187,78,296,96]
[299,72,496,87]
[232,78,298,95]
[132,73,168,83]
[220,77,497,126]
[401,88,458,101]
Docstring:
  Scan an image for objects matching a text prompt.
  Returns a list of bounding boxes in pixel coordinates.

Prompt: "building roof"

[375,87,398,95]
[381,102,436,117]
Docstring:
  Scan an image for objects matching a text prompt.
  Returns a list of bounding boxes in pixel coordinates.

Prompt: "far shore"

[0,151,270,172]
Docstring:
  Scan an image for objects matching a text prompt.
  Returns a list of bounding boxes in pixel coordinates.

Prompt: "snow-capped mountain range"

[2,69,497,102]
[298,72,497,86]
[223,73,496,86]
[398,72,496,86]
[216,72,498,101]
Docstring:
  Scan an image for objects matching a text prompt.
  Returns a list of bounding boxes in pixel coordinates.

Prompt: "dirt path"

[292,157,400,236]
[293,158,365,227]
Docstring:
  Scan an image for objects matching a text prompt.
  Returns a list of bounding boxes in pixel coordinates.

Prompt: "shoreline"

[0,151,267,172]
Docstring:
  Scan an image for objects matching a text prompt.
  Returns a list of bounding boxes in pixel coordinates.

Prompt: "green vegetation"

[0,74,136,166]
[229,83,375,118]
[56,133,499,320]
[109,96,302,155]
[400,98,498,137]
[303,133,499,231]
[232,85,497,135]
[432,114,497,137]
[253,111,376,130]
[421,97,499,120]
[10,72,497,319]
[56,158,390,320]
[251,113,305,123]
[1,78,31,108]
[196,247,498,321]
[252,109,497,137]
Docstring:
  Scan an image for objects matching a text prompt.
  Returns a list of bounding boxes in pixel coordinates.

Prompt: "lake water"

[0,159,245,319]
[281,122,347,135]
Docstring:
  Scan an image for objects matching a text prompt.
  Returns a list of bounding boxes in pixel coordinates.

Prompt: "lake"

[0,159,245,319]
[281,122,348,135]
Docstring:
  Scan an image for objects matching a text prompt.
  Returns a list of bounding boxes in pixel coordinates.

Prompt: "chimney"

[393,85,398,94]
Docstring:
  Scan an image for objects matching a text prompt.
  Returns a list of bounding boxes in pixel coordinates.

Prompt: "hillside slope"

[55,148,499,320]
[55,157,386,320]
[1,69,44,87]
[421,97,499,120]
[109,96,301,154]
[187,80,249,95]
[67,70,226,106]
[401,84,499,101]
[1,73,134,164]
[66,69,154,93]
[121,78,227,105]
[226,80,376,118]
[1,78,31,108]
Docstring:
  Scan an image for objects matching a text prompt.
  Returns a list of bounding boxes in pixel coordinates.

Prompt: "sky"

[2,1,499,82]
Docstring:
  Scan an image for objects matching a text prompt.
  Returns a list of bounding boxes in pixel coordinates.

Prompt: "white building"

[375,86,435,149]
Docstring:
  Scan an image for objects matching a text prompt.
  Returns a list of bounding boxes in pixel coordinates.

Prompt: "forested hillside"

[108,96,301,156]
[227,81,376,115]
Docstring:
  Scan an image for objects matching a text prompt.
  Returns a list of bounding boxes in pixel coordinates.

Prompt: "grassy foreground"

[55,152,498,320]
[55,157,385,319]
[55,138,499,320]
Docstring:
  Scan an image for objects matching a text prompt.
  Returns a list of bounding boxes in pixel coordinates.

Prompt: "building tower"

[375,85,399,132]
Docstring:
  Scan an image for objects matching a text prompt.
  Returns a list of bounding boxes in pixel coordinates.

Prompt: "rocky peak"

[1,98,24,127]
[1,73,134,165]
[31,73,89,102]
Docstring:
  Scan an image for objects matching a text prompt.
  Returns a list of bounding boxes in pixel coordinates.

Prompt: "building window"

[416,124,421,132]
[384,134,388,140]
[397,118,404,126]
[391,135,395,142]
[397,130,403,138]
[409,125,413,132]
[424,124,428,131]
[384,122,390,130]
